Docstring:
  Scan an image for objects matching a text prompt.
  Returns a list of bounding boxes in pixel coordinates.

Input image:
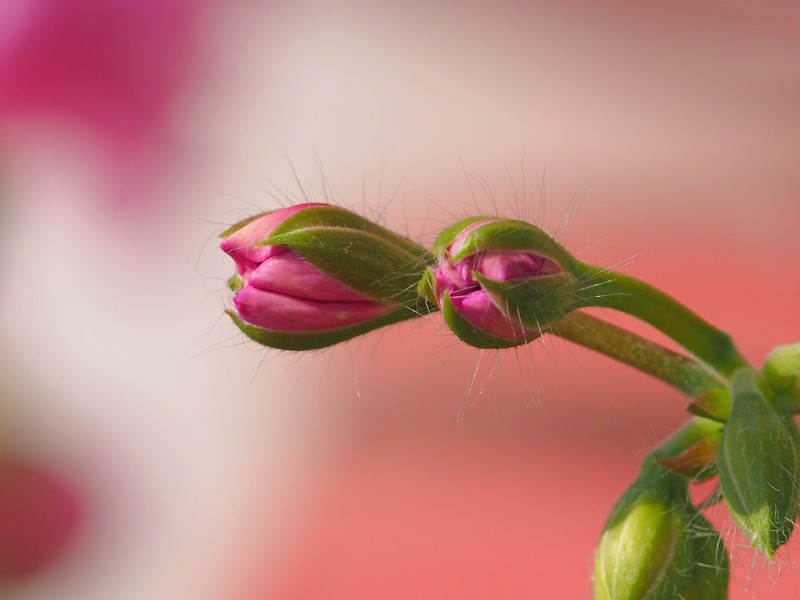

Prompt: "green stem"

[551,311,724,398]
[573,262,749,378]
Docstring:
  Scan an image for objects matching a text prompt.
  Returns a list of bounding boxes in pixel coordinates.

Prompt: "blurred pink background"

[1,1,799,598]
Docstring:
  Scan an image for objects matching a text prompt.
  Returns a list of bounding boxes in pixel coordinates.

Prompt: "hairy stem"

[552,311,724,397]
[574,262,749,378]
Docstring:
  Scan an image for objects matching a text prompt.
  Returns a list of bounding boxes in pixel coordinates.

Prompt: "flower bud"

[762,342,800,394]
[420,217,579,348]
[594,470,693,600]
[716,368,800,557]
[221,203,434,350]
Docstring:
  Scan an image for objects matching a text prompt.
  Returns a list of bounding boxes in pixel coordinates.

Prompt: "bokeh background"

[1,1,799,598]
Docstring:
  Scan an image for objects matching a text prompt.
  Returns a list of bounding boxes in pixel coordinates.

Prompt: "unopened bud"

[763,342,800,394]
[594,471,692,600]
[221,203,434,350]
[717,368,800,557]
[420,217,579,348]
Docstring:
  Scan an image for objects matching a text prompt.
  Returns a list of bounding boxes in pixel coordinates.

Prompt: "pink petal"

[233,287,393,333]
[220,204,327,269]
[474,251,560,281]
[435,259,470,293]
[450,289,534,341]
[248,252,370,302]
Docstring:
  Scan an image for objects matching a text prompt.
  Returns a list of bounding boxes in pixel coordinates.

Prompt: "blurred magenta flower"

[0,459,82,577]
[0,0,206,210]
[420,217,577,348]
[221,203,434,350]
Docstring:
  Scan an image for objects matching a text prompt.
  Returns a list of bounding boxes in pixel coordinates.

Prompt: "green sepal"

[226,306,424,352]
[266,227,429,306]
[681,511,729,600]
[474,272,578,332]
[448,218,575,270]
[763,342,800,393]
[717,368,800,557]
[220,212,268,238]
[269,205,434,264]
[441,292,534,349]
[649,417,722,482]
[688,388,730,422]
[227,274,243,294]
[432,216,491,255]
[594,470,693,600]
[417,268,438,305]
[250,205,436,307]
[649,417,723,467]
[652,432,720,481]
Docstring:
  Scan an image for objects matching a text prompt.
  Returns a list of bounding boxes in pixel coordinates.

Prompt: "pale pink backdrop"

[1,1,799,599]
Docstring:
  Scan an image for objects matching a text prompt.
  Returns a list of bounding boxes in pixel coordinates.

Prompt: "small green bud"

[594,471,693,600]
[763,342,800,393]
[717,368,800,557]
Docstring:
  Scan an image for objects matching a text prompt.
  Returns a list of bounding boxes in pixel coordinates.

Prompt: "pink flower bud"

[422,218,575,347]
[220,204,396,335]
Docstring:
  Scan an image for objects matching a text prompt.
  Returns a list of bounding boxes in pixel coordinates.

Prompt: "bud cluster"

[218,201,800,599]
